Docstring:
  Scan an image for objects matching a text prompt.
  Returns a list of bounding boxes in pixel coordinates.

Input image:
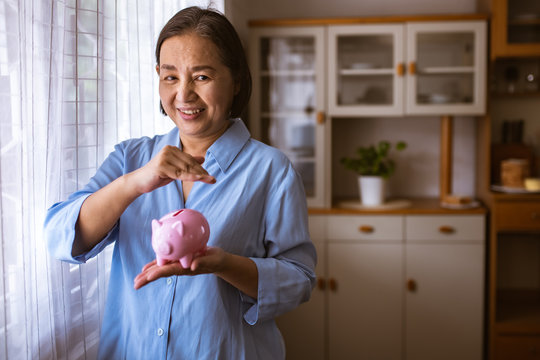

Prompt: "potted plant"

[341,140,407,206]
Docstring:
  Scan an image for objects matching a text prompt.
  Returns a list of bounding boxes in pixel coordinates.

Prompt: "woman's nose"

[175,80,197,103]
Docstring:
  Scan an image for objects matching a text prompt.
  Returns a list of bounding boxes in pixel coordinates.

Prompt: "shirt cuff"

[242,257,279,325]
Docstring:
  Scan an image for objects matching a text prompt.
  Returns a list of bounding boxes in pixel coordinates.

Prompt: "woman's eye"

[196,75,209,81]
[164,76,176,81]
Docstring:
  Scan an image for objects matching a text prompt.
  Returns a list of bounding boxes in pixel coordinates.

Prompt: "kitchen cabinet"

[328,21,487,116]
[248,26,328,207]
[277,210,486,360]
[404,215,485,360]
[481,0,540,357]
[491,0,540,59]
[327,215,404,359]
[248,15,487,208]
[486,195,540,360]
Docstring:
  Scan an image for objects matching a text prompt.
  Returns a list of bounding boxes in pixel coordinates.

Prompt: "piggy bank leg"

[156,257,166,266]
[179,254,193,269]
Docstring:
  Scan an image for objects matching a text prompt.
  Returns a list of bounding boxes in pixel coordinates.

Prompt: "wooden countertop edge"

[248,13,489,27]
[308,198,488,215]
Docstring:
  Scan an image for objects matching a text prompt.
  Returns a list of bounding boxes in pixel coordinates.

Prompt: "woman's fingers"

[131,146,216,194]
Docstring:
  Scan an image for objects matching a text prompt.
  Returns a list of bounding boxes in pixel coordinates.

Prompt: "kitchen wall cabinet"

[490,0,540,59]
[328,21,487,116]
[248,15,487,208]
[248,26,328,207]
[277,211,486,360]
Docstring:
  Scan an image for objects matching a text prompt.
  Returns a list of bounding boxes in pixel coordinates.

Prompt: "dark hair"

[155,6,252,118]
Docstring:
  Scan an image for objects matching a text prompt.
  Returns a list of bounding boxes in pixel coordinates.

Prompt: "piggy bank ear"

[172,220,184,237]
[151,219,162,233]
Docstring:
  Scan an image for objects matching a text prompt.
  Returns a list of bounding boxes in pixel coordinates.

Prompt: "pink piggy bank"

[151,209,210,268]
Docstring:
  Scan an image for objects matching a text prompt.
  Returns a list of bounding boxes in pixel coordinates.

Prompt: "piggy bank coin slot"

[173,209,184,217]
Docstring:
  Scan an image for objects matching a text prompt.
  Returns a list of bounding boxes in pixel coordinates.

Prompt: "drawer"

[495,201,540,231]
[405,215,485,242]
[327,215,403,241]
[495,335,540,360]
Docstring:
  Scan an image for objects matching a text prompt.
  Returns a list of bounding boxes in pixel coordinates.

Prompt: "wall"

[245,0,478,20]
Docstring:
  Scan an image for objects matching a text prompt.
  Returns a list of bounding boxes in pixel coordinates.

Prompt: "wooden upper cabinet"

[491,0,540,59]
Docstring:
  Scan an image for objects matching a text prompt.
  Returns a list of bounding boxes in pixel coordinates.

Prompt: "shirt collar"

[207,118,251,173]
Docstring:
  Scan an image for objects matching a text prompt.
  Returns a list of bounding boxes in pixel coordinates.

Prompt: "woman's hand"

[128,145,216,195]
[134,247,227,289]
[134,247,259,299]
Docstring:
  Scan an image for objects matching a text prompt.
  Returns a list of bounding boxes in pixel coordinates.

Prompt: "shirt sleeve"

[44,143,126,264]
[243,162,317,325]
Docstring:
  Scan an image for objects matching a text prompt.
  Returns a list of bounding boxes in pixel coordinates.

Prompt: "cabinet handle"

[329,278,337,292]
[408,62,416,75]
[316,111,325,125]
[358,225,374,233]
[439,225,455,234]
[407,279,417,292]
[397,63,405,76]
[317,278,326,291]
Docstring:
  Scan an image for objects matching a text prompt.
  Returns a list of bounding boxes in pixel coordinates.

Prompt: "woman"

[44,6,316,360]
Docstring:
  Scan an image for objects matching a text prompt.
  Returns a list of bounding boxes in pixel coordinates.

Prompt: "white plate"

[440,200,480,209]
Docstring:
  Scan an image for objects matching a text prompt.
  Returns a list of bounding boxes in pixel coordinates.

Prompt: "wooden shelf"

[309,197,488,215]
[496,290,540,334]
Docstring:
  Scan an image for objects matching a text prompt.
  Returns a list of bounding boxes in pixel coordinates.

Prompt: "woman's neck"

[180,121,230,158]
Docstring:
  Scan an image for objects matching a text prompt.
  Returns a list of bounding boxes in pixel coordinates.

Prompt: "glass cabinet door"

[406,21,487,115]
[249,27,327,207]
[328,25,405,116]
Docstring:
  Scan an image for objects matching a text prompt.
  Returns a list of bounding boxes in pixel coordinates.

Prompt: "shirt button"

[157,328,164,336]
[167,278,172,285]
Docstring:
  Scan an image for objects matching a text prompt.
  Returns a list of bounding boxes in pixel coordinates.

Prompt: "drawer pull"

[439,225,455,234]
[317,278,326,291]
[329,278,337,292]
[316,111,325,125]
[358,225,374,233]
[407,279,417,292]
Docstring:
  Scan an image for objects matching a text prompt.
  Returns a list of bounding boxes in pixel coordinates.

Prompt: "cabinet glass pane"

[507,0,540,44]
[416,73,474,104]
[415,32,476,105]
[258,36,317,197]
[416,32,475,68]
[261,37,315,71]
[336,34,394,106]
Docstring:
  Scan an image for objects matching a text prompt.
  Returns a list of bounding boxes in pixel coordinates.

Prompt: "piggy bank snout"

[158,241,173,255]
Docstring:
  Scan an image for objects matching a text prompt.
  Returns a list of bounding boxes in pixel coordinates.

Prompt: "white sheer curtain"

[0,0,223,358]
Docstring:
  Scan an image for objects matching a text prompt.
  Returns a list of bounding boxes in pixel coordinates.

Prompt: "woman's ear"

[234,81,240,95]
[155,64,160,75]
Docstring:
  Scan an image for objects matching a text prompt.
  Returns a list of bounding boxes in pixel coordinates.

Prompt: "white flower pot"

[358,176,386,206]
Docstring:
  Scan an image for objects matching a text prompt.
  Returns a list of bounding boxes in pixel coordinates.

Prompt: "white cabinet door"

[405,215,485,360]
[249,27,328,207]
[405,243,484,360]
[276,216,326,360]
[327,20,487,117]
[327,24,405,116]
[328,242,403,359]
[406,21,487,115]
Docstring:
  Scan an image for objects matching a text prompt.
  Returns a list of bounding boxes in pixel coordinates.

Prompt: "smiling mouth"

[179,108,205,115]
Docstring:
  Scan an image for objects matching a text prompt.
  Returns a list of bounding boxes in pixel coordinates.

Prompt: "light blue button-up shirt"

[44,118,317,360]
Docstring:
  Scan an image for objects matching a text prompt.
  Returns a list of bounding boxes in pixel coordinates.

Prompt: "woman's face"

[157,33,238,140]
